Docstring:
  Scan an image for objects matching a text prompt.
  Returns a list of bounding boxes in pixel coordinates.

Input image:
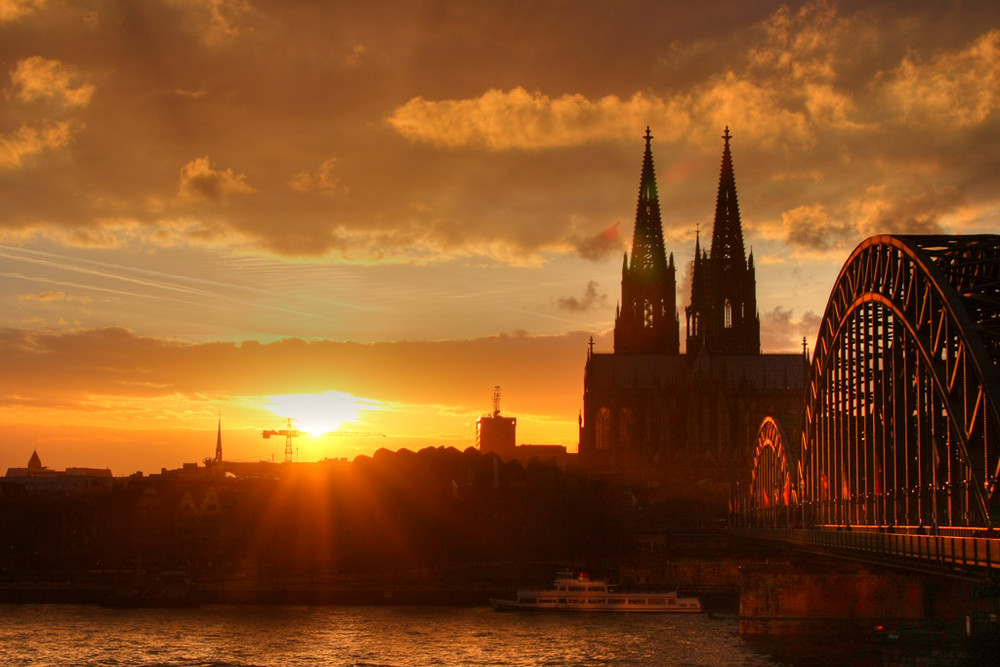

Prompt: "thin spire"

[215,413,223,463]
[629,126,667,275]
[710,126,746,274]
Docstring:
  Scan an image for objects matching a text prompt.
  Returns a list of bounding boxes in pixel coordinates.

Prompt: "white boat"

[490,572,702,613]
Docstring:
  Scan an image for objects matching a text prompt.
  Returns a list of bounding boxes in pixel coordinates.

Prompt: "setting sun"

[264,391,380,436]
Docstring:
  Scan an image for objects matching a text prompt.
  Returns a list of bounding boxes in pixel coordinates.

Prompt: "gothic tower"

[613,127,679,355]
[686,127,760,356]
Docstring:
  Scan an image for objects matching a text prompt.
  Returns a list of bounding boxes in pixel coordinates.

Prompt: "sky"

[2,0,999,475]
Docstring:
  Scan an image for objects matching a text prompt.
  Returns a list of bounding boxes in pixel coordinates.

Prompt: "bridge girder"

[745,235,1000,531]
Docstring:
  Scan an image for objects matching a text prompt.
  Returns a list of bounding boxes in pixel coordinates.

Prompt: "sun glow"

[265,391,379,436]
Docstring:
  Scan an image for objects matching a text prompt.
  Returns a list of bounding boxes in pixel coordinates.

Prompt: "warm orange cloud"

[0,0,48,23]
[10,56,95,107]
[885,29,1000,127]
[177,157,257,203]
[0,122,74,170]
[388,88,691,150]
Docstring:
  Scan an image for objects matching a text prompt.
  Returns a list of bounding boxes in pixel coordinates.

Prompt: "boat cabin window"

[667,599,675,605]
[520,597,537,604]
[627,599,646,604]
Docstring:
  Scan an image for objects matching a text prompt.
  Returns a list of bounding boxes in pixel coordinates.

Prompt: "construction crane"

[263,419,385,463]
[262,417,300,463]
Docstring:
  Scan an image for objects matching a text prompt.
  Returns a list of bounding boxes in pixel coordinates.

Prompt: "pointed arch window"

[724,299,733,329]
[618,408,632,448]
[596,407,612,450]
[643,300,655,328]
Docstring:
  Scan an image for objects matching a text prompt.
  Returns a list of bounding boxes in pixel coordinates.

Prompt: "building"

[579,128,806,506]
[3,450,114,493]
[476,386,568,465]
[476,386,517,460]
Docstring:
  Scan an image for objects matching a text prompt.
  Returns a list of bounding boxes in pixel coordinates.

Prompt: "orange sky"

[2,0,999,474]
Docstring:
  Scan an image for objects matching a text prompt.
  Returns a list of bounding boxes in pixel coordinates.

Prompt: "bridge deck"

[737,527,1000,573]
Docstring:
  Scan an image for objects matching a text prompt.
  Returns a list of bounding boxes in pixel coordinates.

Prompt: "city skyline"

[3,0,1000,474]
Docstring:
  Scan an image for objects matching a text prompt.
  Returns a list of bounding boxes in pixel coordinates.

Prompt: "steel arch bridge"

[736,235,1000,567]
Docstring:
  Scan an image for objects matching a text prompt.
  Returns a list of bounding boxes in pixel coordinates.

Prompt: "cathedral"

[579,128,806,503]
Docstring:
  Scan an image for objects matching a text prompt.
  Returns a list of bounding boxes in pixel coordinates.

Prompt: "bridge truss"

[738,235,1000,535]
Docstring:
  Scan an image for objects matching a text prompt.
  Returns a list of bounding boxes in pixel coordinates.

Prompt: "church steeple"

[215,414,223,463]
[685,127,760,356]
[614,127,679,355]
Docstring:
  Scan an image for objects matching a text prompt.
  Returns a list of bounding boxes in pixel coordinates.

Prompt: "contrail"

[0,245,373,320]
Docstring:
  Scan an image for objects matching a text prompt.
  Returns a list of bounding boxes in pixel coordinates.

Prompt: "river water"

[0,604,813,666]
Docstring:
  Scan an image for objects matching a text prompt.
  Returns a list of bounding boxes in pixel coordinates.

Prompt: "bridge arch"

[802,235,1000,530]
[743,416,799,527]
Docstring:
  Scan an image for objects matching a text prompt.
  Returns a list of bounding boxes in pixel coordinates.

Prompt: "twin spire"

[615,126,759,357]
[613,127,679,355]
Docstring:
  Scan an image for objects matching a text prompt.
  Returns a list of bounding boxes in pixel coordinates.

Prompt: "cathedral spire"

[710,126,747,275]
[628,127,668,275]
[685,127,759,356]
[614,127,679,355]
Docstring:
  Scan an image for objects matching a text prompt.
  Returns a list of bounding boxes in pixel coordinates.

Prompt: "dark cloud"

[573,222,624,261]
[556,280,608,313]
[782,204,855,252]
[0,326,596,413]
[761,306,822,352]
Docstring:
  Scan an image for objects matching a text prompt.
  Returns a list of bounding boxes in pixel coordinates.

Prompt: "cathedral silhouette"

[580,128,805,510]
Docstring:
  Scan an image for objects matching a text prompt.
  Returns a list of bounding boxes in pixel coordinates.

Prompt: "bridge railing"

[737,527,1000,571]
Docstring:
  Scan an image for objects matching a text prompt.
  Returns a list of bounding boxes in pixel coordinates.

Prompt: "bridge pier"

[737,561,1000,662]
[738,565,925,635]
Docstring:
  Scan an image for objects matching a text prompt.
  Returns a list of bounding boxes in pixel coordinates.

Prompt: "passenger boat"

[490,572,702,613]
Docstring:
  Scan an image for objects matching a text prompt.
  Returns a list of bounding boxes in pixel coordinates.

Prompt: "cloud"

[0,0,47,23]
[852,185,957,238]
[9,56,96,108]
[761,306,821,353]
[387,87,690,150]
[187,0,254,45]
[0,122,74,170]
[572,221,623,261]
[556,281,608,313]
[0,326,595,422]
[289,158,346,197]
[692,73,813,150]
[345,44,371,67]
[18,290,90,303]
[177,157,256,202]
[884,29,1000,128]
[780,203,855,252]
[1,0,999,268]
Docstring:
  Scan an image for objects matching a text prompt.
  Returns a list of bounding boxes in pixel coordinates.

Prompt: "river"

[0,603,832,666]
